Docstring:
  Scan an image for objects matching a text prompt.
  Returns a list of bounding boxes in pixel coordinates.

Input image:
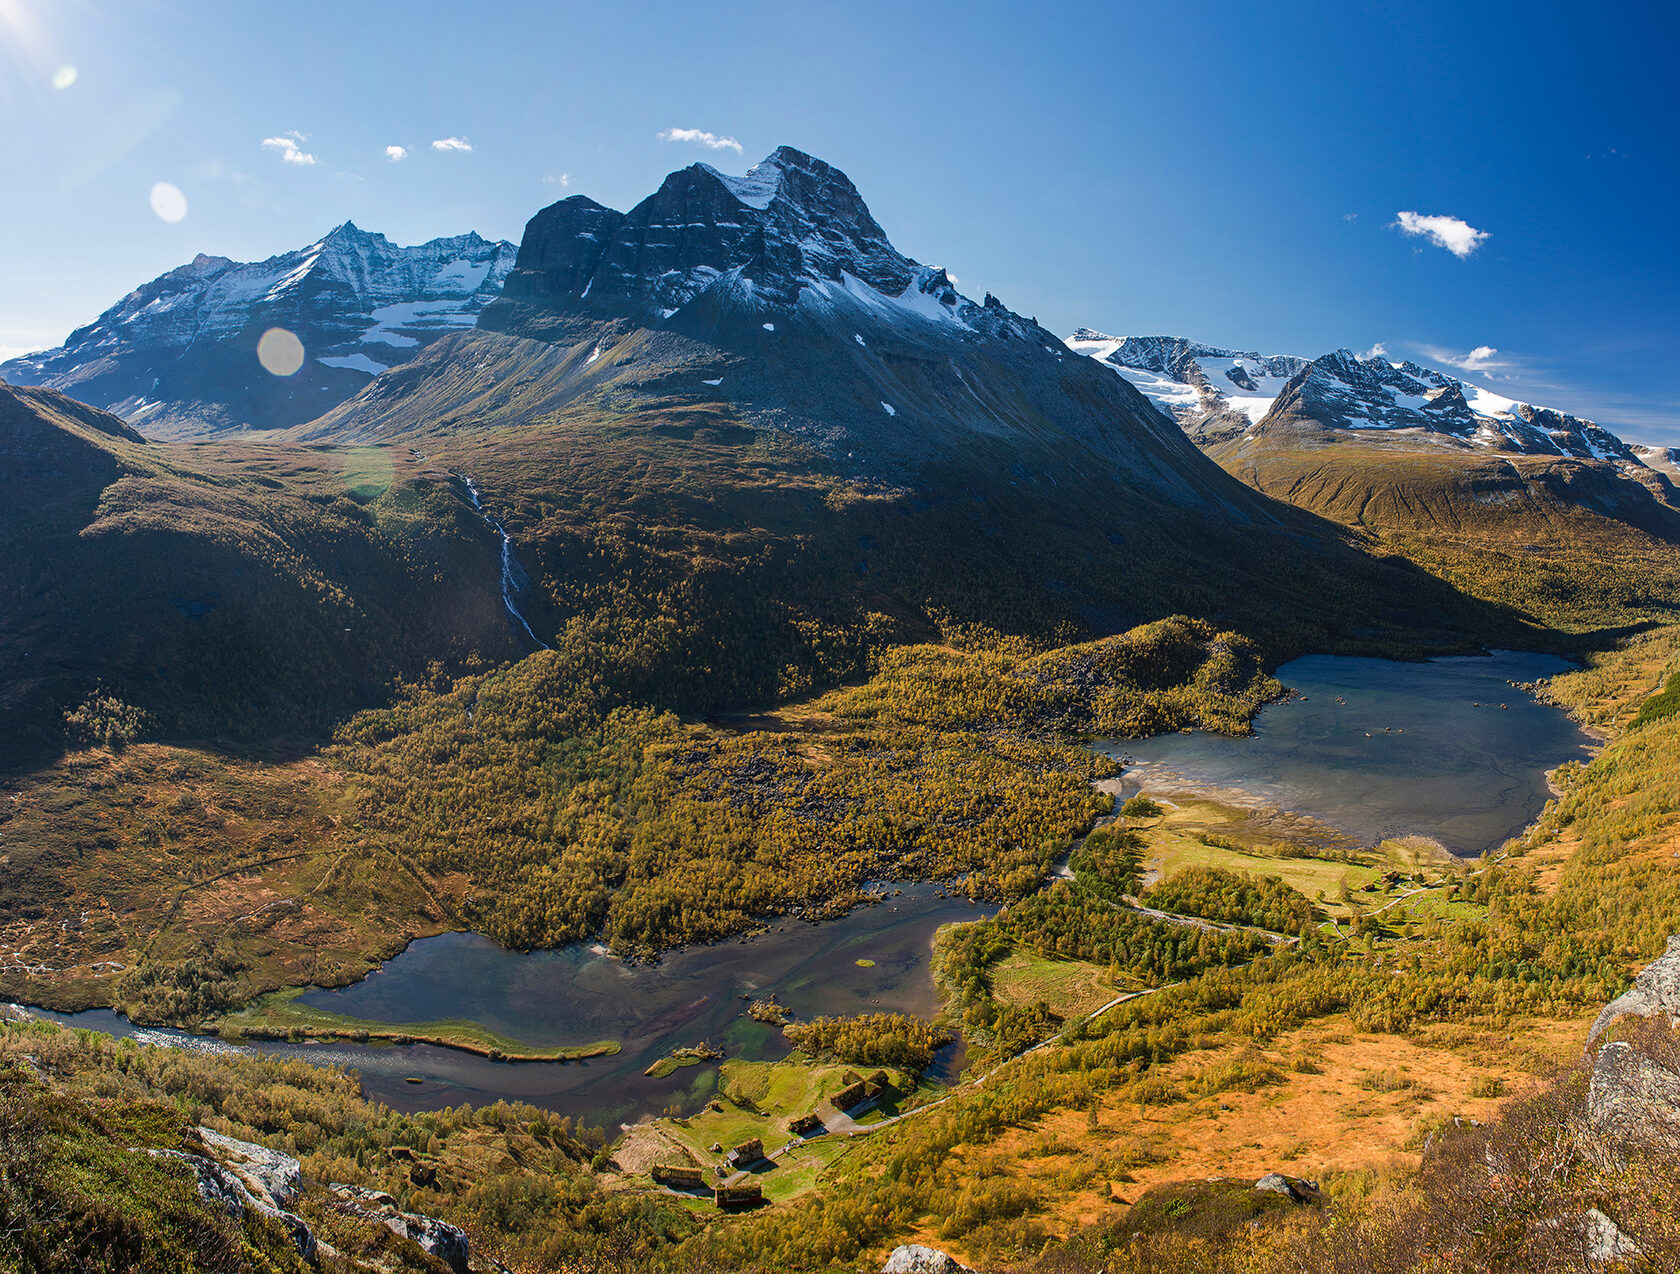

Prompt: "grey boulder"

[1583,1039,1680,1167]
[198,1127,303,1209]
[331,1182,470,1274]
[1586,933,1680,1049]
[883,1245,974,1274]
[146,1148,315,1259]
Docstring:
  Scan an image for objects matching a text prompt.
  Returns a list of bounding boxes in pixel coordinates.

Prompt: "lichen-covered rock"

[1581,1209,1642,1263]
[385,1213,470,1274]
[1254,1172,1319,1202]
[1586,934,1680,1049]
[148,1149,250,1219]
[1583,1039,1680,1167]
[146,1148,315,1259]
[883,1245,974,1274]
[1541,1208,1643,1263]
[199,1127,303,1209]
[331,1182,470,1274]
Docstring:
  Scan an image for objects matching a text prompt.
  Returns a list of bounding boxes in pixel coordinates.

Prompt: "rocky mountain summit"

[487,145,931,322]
[313,147,1234,509]
[1,223,516,437]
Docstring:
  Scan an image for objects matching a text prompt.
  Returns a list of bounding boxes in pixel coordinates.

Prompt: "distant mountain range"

[0,224,515,437]
[1066,332,1647,468]
[1058,331,1680,631]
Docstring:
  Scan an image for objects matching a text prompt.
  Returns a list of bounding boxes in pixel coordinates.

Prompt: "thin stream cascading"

[459,474,549,651]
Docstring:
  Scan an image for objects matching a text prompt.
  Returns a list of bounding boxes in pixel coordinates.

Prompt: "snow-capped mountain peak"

[1064,332,1309,430]
[2,226,518,437]
[1069,331,1643,469]
[484,146,1044,347]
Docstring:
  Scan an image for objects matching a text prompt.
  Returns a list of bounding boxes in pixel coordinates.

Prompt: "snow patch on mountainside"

[1633,445,1680,483]
[318,354,390,374]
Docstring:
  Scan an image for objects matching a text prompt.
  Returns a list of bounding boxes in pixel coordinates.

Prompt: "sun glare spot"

[148,181,188,223]
[257,328,305,377]
[51,64,76,90]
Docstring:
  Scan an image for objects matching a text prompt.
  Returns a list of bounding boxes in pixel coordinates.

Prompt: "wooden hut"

[725,1137,765,1170]
[715,1181,764,1208]
[651,1163,706,1188]
[832,1080,869,1112]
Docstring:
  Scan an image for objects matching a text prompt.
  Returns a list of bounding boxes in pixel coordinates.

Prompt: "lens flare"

[257,328,305,377]
[51,64,76,90]
[148,181,187,223]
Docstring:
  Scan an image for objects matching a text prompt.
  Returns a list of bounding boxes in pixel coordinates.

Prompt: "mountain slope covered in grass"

[0,378,515,763]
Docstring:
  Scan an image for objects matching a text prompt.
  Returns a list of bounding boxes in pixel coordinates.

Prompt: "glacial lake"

[1102,650,1593,857]
[41,882,990,1126]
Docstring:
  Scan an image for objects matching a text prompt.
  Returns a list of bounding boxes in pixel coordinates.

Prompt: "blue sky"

[2,0,1676,442]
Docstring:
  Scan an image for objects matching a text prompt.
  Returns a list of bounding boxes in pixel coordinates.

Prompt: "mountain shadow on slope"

[0,379,518,768]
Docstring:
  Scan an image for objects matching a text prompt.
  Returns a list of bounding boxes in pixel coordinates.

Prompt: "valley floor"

[3,626,1679,1272]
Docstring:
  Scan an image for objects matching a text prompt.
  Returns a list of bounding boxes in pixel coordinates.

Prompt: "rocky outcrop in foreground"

[146,1125,470,1273]
[1587,933,1680,1048]
[145,1131,315,1259]
[882,1244,977,1274]
[330,1183,471,1274]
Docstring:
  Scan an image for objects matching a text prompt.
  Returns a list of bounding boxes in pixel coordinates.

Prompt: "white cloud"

[261,132,316,166]
[1342,212,1358,222]
[385,145,408,163]
[658,127,742,154]
[1393,210,1489,258]
[1415,343,1511,374]
[431,136,472,152]
[543,172,571,187]
[1360,342,1388,360]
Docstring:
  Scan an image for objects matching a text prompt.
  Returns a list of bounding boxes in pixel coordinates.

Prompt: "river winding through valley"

[36,650,1591,1124]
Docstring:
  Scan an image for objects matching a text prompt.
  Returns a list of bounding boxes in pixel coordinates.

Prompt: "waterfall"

[459,474,549,652]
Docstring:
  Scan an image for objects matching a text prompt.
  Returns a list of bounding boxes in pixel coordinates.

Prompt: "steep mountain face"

[1,225,516,438]
[443,146,1229,499]
[1065,333,1309,442]
[1068,333,1680,627]
[1634,445,1680,485]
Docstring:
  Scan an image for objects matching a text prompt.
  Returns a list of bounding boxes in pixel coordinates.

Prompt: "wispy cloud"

[1360,342,1388,360]
[543,172,571,187]
[1413,343,1511,375]
[261,131,316,166]
[1393,211,1488,259]
[385,145,408,163]
[431,136,472,153]
[1342,212,1358,223]
[658,127,742,154]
